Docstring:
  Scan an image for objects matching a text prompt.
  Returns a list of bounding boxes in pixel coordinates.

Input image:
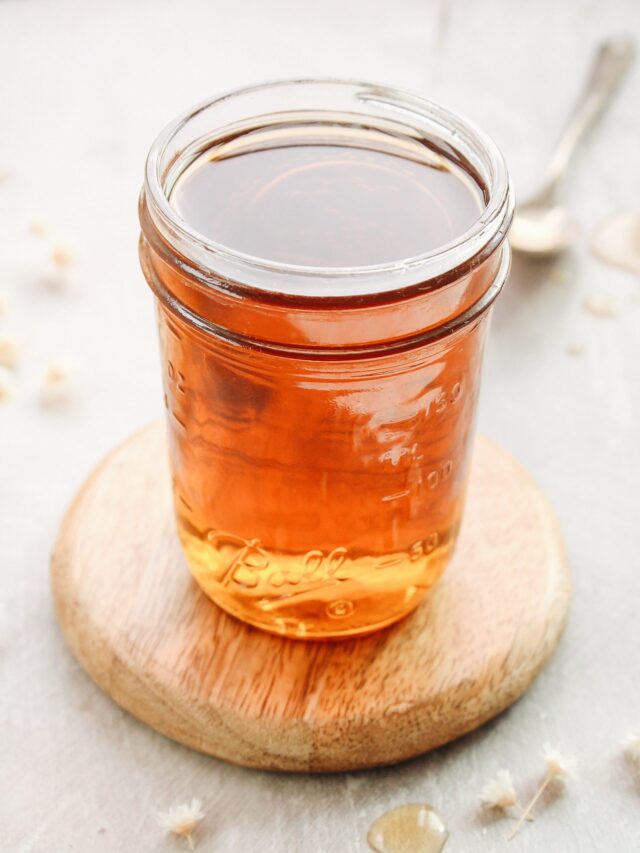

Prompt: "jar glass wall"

[139,80,513,639]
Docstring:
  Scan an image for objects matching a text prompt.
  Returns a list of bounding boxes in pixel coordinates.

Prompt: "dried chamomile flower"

[626,729,640,763]
[42,244,76,291]
[29,218,48,237]
[566,342,585,356]
[40,359,80,406]
[583,295,618,317]
[157,798,205,850]
[0,365,15,402]
[51,244,75,270]
[508,745,576,840]
[480,770,520,811]
[0,335,20,369]
[542,743,576,781]
[480,770,532,823]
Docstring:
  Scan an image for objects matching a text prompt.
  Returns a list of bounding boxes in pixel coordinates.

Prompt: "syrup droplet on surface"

[591,212,640,277]
[367,804,448,853]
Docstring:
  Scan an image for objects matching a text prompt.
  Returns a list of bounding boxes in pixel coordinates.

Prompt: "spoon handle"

[544,37,635,192]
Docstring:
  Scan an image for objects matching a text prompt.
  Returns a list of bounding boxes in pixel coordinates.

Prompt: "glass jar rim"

[143,78,513,300]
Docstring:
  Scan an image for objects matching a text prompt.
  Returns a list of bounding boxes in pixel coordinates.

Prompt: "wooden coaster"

[51,423,570,772]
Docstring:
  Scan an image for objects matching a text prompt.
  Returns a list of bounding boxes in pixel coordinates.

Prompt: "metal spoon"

[510,37,635,257]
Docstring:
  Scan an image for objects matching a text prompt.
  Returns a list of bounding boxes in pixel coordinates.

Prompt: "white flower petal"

[157,798,205,838]
[40,359,80,406]
[51,245,75,269]
[480,769,518,809]
[541,743,576,780]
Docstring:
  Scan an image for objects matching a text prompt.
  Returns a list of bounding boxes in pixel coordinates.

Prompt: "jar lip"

[143,78,513,299]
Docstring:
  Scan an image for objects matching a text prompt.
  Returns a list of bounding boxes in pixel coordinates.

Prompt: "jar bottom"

[176,517,458,639]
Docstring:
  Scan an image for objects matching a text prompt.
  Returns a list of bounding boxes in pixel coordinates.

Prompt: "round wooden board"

[51,423,571,773]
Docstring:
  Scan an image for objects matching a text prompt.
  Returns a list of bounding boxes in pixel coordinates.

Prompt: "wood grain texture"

[51,423,571,772]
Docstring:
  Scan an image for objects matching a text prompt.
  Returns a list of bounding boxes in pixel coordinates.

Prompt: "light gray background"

[1,0,639,850]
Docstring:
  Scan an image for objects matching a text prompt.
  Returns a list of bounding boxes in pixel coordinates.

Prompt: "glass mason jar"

[139,80,513,640]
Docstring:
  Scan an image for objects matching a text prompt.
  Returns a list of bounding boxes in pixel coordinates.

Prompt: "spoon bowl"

[509,203,577,256]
